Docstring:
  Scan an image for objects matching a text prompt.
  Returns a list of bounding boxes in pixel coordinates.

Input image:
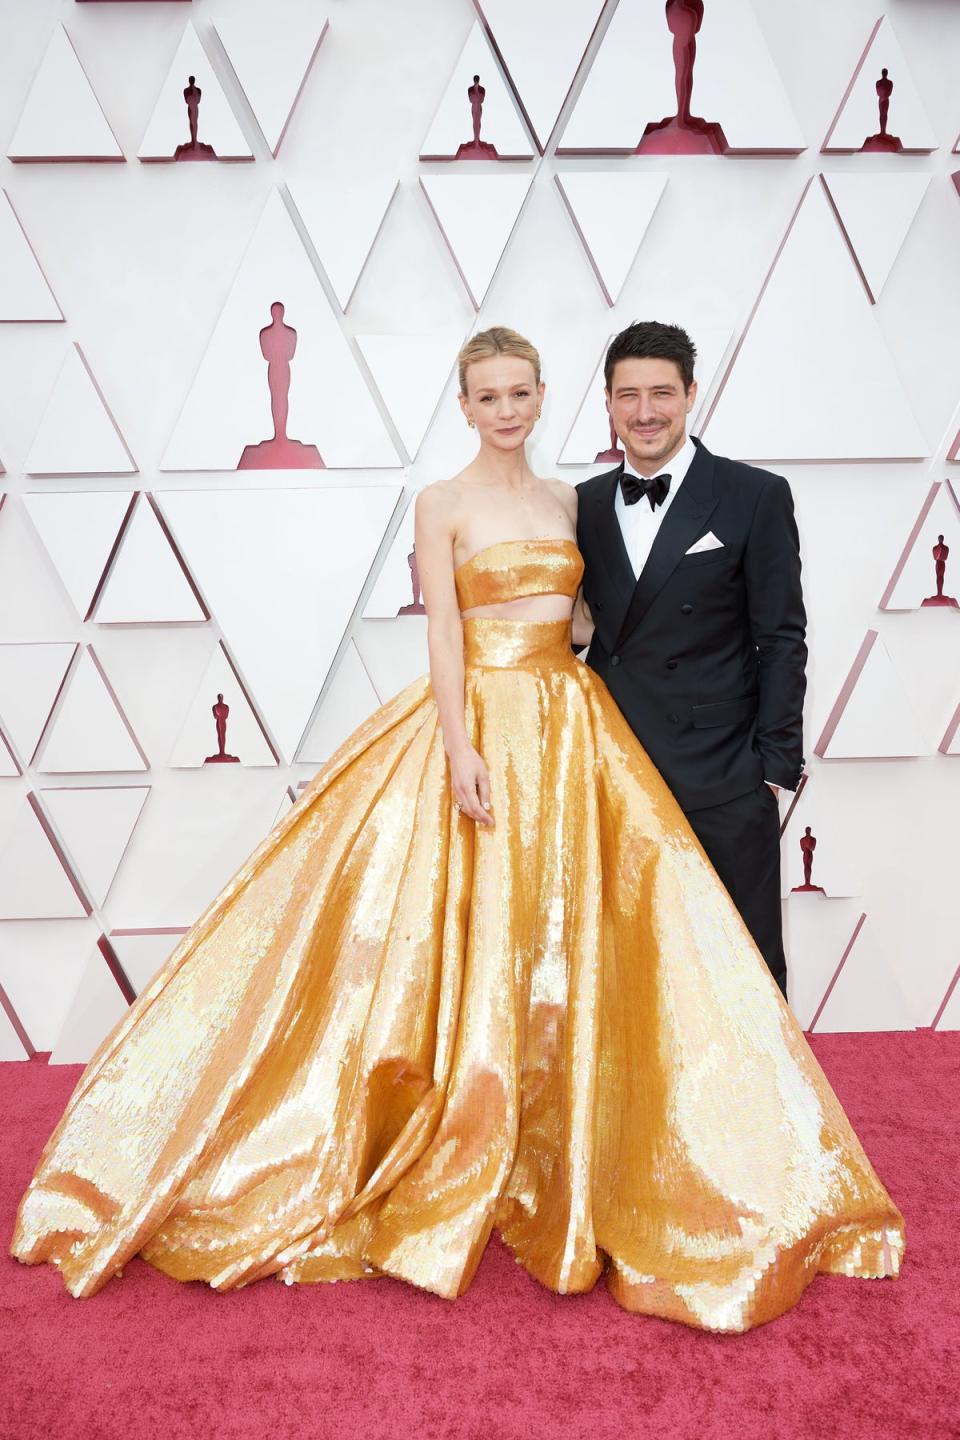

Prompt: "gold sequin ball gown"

[12,538,904,1330]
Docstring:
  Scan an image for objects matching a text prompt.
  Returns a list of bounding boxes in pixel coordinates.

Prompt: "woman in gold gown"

[11,328,904,1332]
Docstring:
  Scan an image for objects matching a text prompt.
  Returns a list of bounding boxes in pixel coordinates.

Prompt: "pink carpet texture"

[2,1030,957,1440]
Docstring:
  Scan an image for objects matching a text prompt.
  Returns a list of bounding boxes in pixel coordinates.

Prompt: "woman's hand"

[448,743,495,826]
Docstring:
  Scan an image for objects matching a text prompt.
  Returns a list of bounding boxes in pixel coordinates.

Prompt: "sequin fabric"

[11,540,904,1330]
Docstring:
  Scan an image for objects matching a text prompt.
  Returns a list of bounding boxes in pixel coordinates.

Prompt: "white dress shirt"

[613,435,697,580]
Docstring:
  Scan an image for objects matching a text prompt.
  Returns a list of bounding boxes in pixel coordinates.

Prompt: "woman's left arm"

[571,586,594,649]
[559,480,594,650]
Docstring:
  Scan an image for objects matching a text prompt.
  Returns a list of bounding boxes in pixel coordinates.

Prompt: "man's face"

[606,357,697,475]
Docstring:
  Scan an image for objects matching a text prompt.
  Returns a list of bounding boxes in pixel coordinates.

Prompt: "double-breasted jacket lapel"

[615,439,719,647]
[583,466,636,627]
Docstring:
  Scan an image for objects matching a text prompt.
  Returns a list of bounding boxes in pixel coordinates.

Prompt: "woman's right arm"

[414,488,494,827]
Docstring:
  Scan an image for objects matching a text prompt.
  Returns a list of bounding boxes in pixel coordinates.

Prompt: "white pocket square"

[685,531,724,555]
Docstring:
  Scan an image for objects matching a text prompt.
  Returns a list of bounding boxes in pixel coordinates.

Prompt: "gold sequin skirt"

[11,618,904,1330]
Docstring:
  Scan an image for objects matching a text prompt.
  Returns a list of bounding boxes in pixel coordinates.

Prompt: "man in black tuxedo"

[575,321,806,999]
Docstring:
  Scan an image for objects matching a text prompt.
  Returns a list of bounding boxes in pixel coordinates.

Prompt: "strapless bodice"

[454,537,583,611]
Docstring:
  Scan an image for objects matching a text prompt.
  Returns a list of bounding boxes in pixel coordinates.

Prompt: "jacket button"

[610,654,620,666]
[668,712,680,724]
[595,601,604,611]
[680,604,693,615]
[666,659,678,670]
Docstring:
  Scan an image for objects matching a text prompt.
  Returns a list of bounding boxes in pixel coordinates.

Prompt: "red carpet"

[2,1031,956,1440]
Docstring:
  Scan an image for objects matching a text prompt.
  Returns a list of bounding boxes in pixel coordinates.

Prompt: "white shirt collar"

[622,434,697,491]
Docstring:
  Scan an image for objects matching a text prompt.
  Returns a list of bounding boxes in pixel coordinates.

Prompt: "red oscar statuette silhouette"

[174,76,217,161]
[860,68,903,153]
[397,546,426,615]
[238,302,324,470]
[636,0,728,155]
[595,413,625,465]
[455,74,500,159]
[922,534,959,608]
[205,693,240,764]
[791,826,825,893]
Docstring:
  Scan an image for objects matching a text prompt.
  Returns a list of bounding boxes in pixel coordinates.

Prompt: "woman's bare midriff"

[459,593,574,621]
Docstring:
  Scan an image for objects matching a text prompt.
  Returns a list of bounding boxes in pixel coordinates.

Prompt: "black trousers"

[683,781,787,1000]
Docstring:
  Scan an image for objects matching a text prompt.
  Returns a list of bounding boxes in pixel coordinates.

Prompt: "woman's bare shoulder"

[415,475,462,517]
[415,476,470,555]
[544,476,578,522]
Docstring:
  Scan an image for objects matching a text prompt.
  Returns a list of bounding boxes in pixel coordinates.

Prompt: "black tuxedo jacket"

[575,437,807,812]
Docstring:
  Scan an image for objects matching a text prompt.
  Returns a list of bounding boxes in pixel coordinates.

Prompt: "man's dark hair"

[604,321,697,393]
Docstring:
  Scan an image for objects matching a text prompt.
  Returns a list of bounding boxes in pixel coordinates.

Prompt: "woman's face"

[459,356,544,453]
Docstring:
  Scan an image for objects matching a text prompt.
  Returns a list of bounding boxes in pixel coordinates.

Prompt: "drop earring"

[467,417,476,429]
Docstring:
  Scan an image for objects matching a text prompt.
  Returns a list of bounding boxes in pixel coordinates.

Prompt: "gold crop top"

[454,538,584,611]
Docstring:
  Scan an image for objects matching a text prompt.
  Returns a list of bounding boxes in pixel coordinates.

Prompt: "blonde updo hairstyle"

[457,326,542,396]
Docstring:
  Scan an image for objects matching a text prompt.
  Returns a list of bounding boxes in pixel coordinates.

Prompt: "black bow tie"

[620,469,671,511]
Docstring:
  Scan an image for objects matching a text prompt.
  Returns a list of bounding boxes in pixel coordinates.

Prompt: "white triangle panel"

[0,728,19,777]
[779,782,861,899]
[420,173,531,309]
[558,338,620,466]
[559,326,730,465]
[0,642,76,763]
[94,494,206,623]
[357,337,458,460]
[35,648,148,773]
[87,628,218,770]
[158,486,402,761]
[475,0,605,152]
[0,918,96,1049]
[813,916,918,1033]
[23,491,133,620]
[138,23,253,161]
[558,0,804,155]
[0,502,78,642]
[783,895,865,1032]
[287,176,398,311]
[354,617,429,704]
[823,17,937,154]
[555,173,667,305]
[934,968,960,1028]
[109,930,185,997]
[214,9,328,156]
[703,181,926,460]
[880,481,960,610]
[40,786,149,908]
[25,345,136,476]
[298,641,381,764]
[168,643,276,767]
[0,797,88,919]
[814,630,926,760]
[940,703,960,757]
[272,788,297,826]
[49,946,129,1065]
[102,769,292,929]
[420,21,533,160]
[0,1000,29,1060]
[822,172,931,302]
[363,502,424,618]
[162,190,399,470]
[0,189,63,320]
[682,0,805,153]
[7,25,124,162]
